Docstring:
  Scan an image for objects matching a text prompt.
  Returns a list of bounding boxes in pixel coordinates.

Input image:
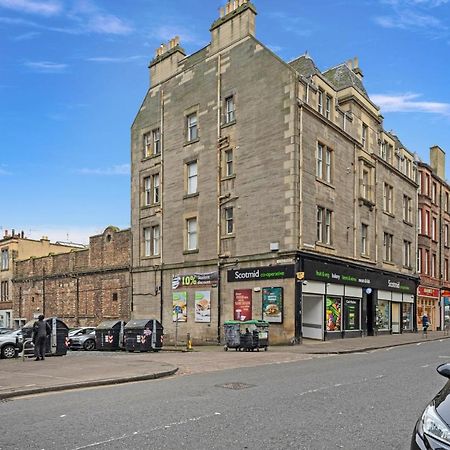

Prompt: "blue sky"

[1,0,449,244]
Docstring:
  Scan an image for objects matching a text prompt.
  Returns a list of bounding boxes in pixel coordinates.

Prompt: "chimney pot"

[353,56,359,68]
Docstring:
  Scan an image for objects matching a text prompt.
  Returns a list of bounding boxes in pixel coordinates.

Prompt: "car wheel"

[2,344,17,359]
[83,340,95,351]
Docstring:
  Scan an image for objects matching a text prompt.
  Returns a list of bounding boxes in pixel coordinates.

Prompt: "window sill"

[383,260,395,266]
[142,153,161,162]
[142,255,161,260]
[358,197,375,209]
[360,253,371,260]
[183,192,199,200]
[315,242,335,250]
[221,174,236,181]
[183,249,199,255]
[184,138,200,147]
[221,120,236,129]
[383,211,395,218]
[140,204,161,211]
[221,234,235,240]
[316,177,335,189]
[403,265,413,270]
[403,220,413,227]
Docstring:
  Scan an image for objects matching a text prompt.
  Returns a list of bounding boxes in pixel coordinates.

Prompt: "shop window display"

[402,303,413,331]
[376,300,390,331]
[326,296,341,332]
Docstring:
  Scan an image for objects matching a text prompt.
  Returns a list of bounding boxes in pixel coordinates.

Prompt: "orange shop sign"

[417,286,440,298]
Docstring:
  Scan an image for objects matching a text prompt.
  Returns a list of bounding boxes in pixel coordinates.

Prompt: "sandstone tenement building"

[131,0,418,344]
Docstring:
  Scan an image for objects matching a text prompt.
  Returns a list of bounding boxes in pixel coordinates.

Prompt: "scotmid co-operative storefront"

[299,255,418,340]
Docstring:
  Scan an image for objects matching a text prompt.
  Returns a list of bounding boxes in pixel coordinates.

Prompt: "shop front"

[417,286,440,331]
[442,290,450,331]
[298,255,417,340]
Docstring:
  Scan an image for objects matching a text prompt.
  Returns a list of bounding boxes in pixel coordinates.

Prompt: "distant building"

[416,146,450,331]
[12,227,131,327]
[0,230,81,328]
[131,0,419,343]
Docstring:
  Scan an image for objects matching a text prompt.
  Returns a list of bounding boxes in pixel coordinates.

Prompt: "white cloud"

[371,93,450,116]
[78,164,130,176]
[374,10,443,28]
[12,30,39,40]
[152,24,203,45]
[86,55,145,63]
[0,0,62,16]
[86,14,132,35]
[24,60,67,73]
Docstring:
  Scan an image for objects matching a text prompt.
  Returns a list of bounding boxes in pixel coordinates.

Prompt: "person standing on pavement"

[422,313,430,338]
[32,315,51,360]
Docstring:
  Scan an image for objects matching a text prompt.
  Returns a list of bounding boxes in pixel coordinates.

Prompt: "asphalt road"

[1,339,450,450]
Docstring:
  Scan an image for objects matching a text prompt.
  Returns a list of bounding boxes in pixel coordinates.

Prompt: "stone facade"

[12,227,131,327]
[131,0,418,344]
[0,231,81,328]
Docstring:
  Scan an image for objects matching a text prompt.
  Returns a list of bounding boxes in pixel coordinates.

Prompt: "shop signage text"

[172,271,218,290]
[417,286,440,298]
[304,259,416,293]
[227,265,295,282]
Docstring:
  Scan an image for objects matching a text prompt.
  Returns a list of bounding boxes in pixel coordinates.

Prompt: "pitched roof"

[289,54,321,78]
[323,64,368,97]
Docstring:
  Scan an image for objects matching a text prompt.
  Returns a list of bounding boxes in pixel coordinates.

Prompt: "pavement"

[0,330,448,400]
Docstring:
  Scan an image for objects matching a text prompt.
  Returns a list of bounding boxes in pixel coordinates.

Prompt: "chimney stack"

[430,145,446,180]
[210,0,257,53]
[149,36,185,86]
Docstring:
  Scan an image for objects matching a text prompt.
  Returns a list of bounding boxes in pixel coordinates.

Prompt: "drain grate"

[216,382,255,390]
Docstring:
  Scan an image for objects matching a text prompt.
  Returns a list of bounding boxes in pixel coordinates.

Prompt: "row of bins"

[95,319,163,352]
[20,317,164,357]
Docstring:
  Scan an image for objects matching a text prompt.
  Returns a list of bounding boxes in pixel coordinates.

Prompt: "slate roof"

[323,64,368,97]
[289,55,321,78]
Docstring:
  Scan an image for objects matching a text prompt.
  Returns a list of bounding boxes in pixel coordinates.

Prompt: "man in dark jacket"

[32,315,51,360]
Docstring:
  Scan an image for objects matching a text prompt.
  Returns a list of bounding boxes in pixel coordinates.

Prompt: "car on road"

[68,328,96,351]
[0,330,23,359]
[412,363,450,449]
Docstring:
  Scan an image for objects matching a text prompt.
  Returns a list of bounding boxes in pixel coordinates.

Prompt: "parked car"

[412,363,450,449]
[68,328,96,351]
[0,327,13,335]
[0,330,23,359]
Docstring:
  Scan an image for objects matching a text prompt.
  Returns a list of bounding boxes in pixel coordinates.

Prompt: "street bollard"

[186,333,193,351]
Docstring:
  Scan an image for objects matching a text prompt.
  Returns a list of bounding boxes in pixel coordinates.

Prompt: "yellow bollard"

[186,333,193,351]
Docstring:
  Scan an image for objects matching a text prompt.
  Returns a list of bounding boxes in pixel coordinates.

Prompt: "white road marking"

[421,364,430,368]
[438,356,450,359]
[71,411,223,450]
[417,343,422,346]
[60,415,66,418]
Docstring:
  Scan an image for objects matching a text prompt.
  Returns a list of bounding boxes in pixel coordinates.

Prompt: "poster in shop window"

[344,298,360,330]
[326,297,341,332]
[233,289,252,321]
[262,287,283,323]
[172,292,187,322]
[195,291,211,323]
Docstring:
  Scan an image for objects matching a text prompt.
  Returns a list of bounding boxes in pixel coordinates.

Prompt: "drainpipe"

[216,54,222,344]
[160,88,165,325]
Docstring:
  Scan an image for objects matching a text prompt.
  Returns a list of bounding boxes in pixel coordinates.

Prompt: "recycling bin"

[22,317,69,356]
[124,319,163,352]
[95,320,126,351]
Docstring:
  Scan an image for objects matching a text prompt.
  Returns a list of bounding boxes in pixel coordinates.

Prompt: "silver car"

[0,330,23,359]
[68,328,96,351]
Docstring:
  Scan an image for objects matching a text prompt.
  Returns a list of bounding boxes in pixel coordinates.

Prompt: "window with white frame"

[445,259,449,282]
[224,149,234,177]
[186,112,198,142]
[383,183,393,213]
[151,225,160,256]
[432,217,437,240]
[144,227,151,257]
[418,209,422,234]
[152,173,160,204]
[446,192,450,212]
[153,128,161,155]
[225,96,235,123]
[425,210,430,235]
[417,249,422,274]
[186,217,198,251]
[425,249,430,275]
[403,240,411,268]
[383,232,393,262]
[380,141,387,160]
[445,223,449,246]
[403,195,412,223]
[432,182,437,204]
[225,207,234,234]
[431,253,437,278]
[316,143,332,183]
[0,281,8,301]
[143,132,152,158]
[425,173,430,196]
[317,89,323,114]
[362,124,368,148]
[361,169,369,199]
[1,249,8,271]
[144,176,151,206]
[405,159,411,178]
[361,223,368,256]
[186,161,198,195]
[325,95,331,119]
[317,206,332,245]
